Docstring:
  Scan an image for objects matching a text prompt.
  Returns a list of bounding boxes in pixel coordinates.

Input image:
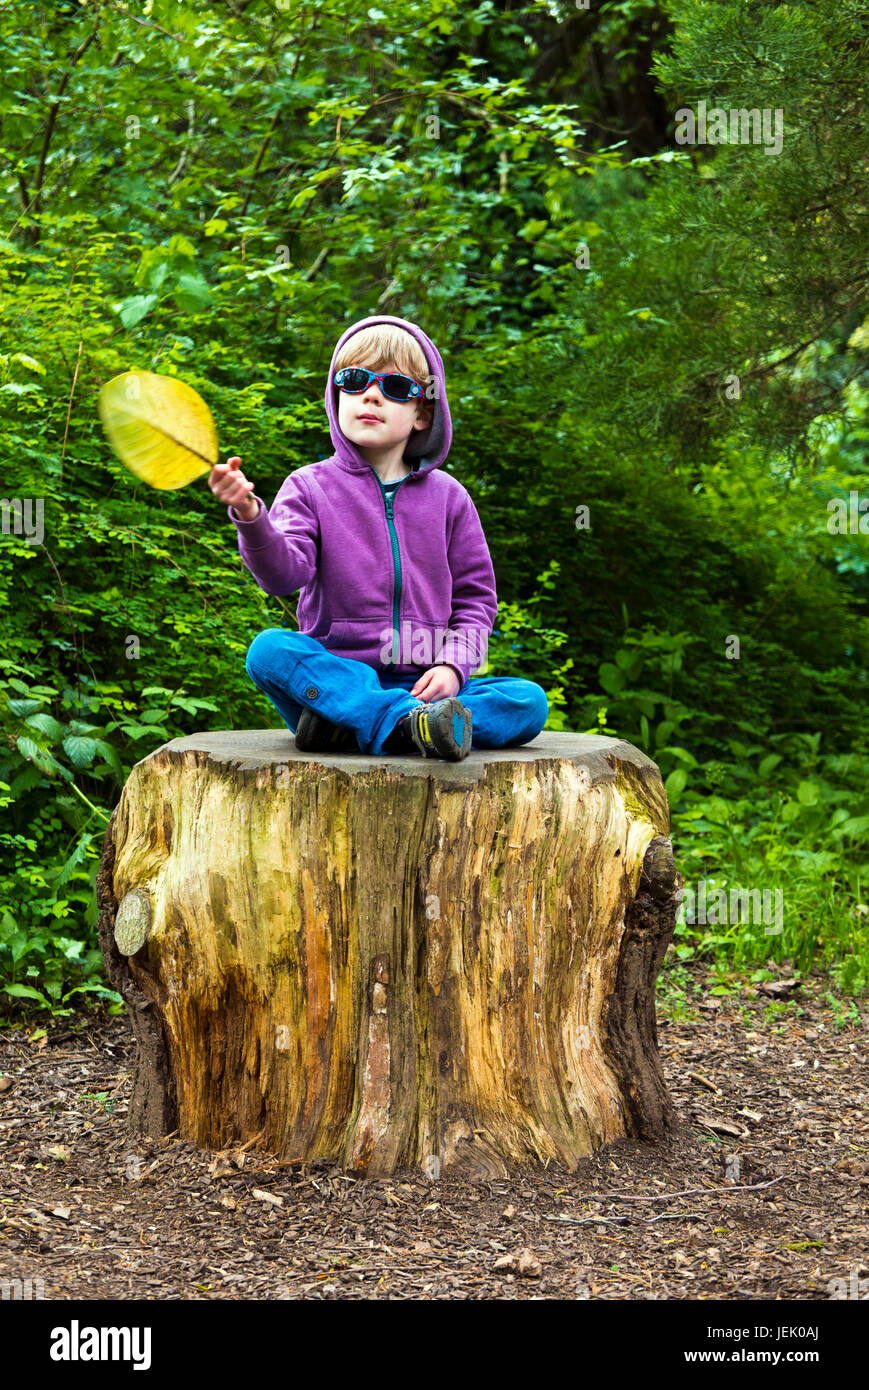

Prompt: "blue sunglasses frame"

[333,367,425,402]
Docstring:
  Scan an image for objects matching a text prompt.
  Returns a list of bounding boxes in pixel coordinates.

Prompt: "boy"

[210,314,548,762]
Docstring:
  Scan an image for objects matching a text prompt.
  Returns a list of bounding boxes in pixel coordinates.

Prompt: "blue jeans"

[244,629,549,755]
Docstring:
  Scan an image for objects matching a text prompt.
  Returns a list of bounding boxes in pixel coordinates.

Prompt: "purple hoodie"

[227,315,498,687]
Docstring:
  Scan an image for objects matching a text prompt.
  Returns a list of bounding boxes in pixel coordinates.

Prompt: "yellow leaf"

[98,371,218,490]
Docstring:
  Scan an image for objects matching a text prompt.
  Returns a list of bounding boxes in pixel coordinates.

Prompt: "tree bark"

[97,731,681,1179]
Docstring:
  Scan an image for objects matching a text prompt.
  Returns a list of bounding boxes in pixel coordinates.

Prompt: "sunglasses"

[333,367,425,403]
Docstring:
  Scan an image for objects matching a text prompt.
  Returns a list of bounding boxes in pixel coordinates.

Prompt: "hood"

[323,314,452,476]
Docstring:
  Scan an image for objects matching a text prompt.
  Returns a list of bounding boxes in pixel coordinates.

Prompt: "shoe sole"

[295,710,356,753]
[410,698,472,761]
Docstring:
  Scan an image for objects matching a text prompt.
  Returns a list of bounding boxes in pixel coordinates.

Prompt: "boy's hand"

[411,664,461,702]
[209,456,259,520]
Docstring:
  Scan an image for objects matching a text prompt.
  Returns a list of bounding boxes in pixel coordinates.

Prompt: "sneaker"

[294,708,357,753]
[387,698,472,762]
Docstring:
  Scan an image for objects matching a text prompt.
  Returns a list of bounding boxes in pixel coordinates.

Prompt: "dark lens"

[382,374,413,400]
[341,368,369,392]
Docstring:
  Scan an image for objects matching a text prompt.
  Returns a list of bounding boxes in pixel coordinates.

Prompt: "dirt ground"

[0,962,866,1301]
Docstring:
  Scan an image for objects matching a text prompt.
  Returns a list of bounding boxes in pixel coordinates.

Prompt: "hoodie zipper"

[369,466,411,668]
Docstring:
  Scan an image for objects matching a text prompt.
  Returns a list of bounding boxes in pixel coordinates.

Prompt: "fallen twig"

[580,1176,784,1203]
[544,1212,704,1227]
[687,1070,723,1095]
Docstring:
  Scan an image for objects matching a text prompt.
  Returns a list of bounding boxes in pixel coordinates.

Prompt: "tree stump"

[97,732,682,1180]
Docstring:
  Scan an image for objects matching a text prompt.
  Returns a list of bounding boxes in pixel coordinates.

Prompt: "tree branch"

[60,338,84,484]
[33,27,99,220]
[239,109,283,217]
[238,9,316,217]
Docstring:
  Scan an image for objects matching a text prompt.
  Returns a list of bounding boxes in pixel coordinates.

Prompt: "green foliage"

[0,0,866,1015]
[575,627,869,988]
[484,560,574,728]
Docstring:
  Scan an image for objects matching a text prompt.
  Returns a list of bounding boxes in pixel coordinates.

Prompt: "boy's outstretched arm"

[219,464,320,597]
[434,490,499,688]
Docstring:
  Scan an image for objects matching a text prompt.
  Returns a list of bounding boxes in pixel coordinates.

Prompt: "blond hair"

[333,324,433,422]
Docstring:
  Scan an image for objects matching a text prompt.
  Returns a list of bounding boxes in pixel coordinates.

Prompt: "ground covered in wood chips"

[0,962,866,1301]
